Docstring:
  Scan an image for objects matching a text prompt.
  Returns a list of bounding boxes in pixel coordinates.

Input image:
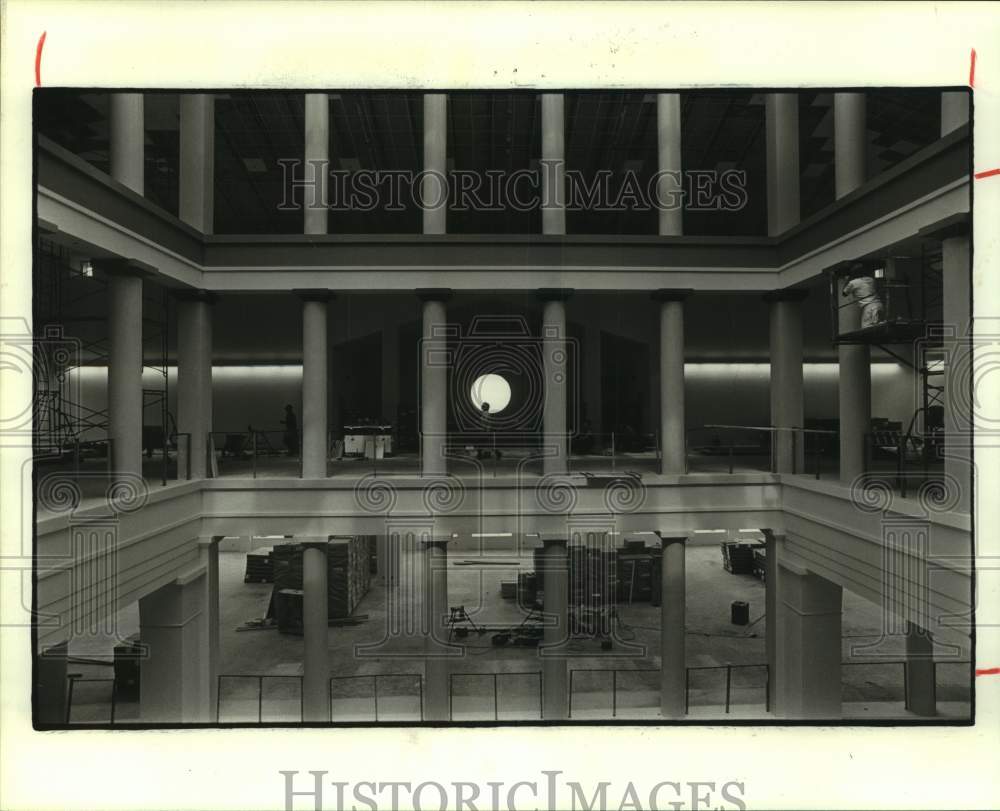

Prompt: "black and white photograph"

[1,2,998,810]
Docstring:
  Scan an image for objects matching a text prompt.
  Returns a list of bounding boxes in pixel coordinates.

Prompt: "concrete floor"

[59,540,972,724]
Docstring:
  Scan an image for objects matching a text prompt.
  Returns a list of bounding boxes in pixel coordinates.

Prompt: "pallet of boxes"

[271,535,375,634]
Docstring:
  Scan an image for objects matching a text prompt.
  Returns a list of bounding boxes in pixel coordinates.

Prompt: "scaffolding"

[826,244,945,470]
[32,238,172,465]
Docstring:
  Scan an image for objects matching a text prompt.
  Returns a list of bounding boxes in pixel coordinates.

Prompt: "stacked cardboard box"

[244,547,275,583]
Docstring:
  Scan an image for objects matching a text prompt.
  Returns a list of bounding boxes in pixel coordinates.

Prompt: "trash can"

[731,600,750,626]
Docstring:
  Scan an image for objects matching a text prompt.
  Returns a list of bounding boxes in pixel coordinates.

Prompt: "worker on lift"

[842,266,885,329]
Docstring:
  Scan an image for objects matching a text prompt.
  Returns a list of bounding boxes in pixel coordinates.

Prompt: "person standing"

[281,404,299,457]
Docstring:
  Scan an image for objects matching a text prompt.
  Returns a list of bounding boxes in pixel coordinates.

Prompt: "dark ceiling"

[34,88,944,237]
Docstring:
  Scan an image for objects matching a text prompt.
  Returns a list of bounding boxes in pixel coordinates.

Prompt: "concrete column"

[298,291,332,478]
[138,569,209,722]
[175,292,214,479]
[34,641,69,725]
[765,290,807,474]
[301,540,329,721]
[382,323,399,425]
[541,538,569,720]
[106,265,143,478]
[109,93,144,194]
[423,93,448,235]
[833,93,872,482]
[418,289,451,476]
[659,535,687,717]
[654,290,691,474]
[941,92,970,136]
[199,537,222,721]
[765,93,800,236]
[834,93,866,196]
[904,621,937,716]
[423,538,450,721]
[584,324,603,437]
[657,93,683,236]
[778,563,843,719]
[942,233,971,512]
[179,94,215,233]
[764,530,781,715]
[541,93,566,235]
[304,93,329,236]
[838,340,871,482]
[539,289,572,475]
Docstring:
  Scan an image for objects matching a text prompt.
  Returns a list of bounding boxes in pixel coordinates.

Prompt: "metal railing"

[689,424,838,478]
[216,674,304,722]
[209,430,303,479]
[65,674,119,724]
[863,431,943,499]
[448,671,542,721]
[329,673,424,722]
[685,664,770,714]
[568,668,660,718]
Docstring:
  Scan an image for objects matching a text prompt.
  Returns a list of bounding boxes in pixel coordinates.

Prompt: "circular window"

[470,373,512,414]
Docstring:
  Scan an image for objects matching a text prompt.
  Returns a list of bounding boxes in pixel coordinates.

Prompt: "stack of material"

[721,542,757,575]
[500,580,517,599]
[271,536,374,633]
[516,572,538,609]
[617,553,654,602]
[244,547,275,583]
[113,636,142,702]
[752,548,767,582]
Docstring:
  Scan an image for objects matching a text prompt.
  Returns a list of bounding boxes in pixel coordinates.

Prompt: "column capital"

[656,533,687,548]
[416,287,453,303]
[419,537,452,550]
[763,288,809,303]
[294,289,335,303]
[542,537,569,548]
[95,257,157,278]
[171,289,218,304]
[537,288,574,302]
[652,288,693,302]
[298,537,330,551]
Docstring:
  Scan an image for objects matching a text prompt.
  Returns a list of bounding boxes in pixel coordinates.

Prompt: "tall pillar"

[109,93,144,194]
[904,621,937,716]
[179,94,215,233]
[539,289,572,475]
[138,569,208,722]
[199,537,222,721]
[765,93,800,236]
[301,540,329,721]
[654,290,691,474]
[659,535,687,717]
[941,92,970,136]
[584,324,603,438]
[423,538,451,721]
[765,289,807,474]
[834,93,866,197]
[834,93,872,482]
[381,323,399,425]
[298,291,331,478]
[838,337,871,482]
[423,93,448,235]
[541,538,569,720]
[657,93,683,236]
[303,93,329,236]
[175,291,214,479]
[417,289,451,476]
[942,233,972,511]
[778,563,842,719]
[105,263,144,478]
[541,93,566,235]
[764,530,782,715]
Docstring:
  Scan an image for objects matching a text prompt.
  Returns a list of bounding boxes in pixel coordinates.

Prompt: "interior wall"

[66,360,916,441]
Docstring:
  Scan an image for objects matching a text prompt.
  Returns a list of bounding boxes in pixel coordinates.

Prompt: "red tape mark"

[974,168,1000,180]
[35,31,46,87]
[975,667,1000,677]
[969,48,977,88]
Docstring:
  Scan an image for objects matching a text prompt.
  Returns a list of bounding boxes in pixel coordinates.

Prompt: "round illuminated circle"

[470,373,512,414]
